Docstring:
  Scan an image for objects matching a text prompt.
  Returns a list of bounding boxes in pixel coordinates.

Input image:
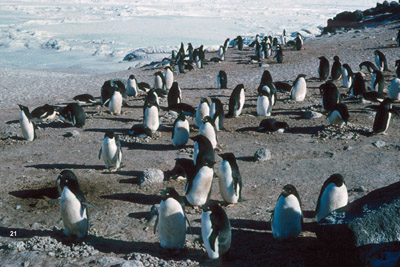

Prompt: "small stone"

[16,205,21,210]
[48,252,56,257]
[254,148,272,161]
[120,260,144,267]
[303,110,323,119]
[344,146,353,151]
[372,140,385,148]
[31,222,41,230]
[139,168,164,187]
[63,130,80,138]
[352,186,367,193]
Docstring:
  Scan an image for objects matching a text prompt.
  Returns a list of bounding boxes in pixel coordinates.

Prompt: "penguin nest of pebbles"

[313,123,371,140]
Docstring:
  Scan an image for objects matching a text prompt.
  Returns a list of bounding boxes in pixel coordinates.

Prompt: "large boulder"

[316,181,400,248]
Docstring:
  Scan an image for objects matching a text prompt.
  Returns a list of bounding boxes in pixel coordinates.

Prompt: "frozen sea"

[0,0,379,74]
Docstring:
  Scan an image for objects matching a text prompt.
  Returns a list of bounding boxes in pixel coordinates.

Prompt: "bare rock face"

[316,181,400,248]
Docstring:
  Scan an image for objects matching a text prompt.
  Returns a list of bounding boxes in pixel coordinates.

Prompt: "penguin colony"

[13,26,400,263]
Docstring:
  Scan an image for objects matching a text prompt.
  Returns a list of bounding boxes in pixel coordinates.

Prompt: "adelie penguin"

[73,94,96,105]
[199,116,218,149]
[164,66,174,90]
[370,70,385,93]
[328,103,349,128]
[109,86,123,115]
[56,170,79,196]
[98,130,122,171]
[257,90,272,116]
[235,35,243,51]
[374,50,389,72]
[154,187,187,249]
[271,184,302,240]
[274,45,283,63]
[291,74,307,101]
[191,135,215,169]
[168,103,196,117]
[236,118,288,133]
[210,98,225,131]
[59,103,86,128]
[58,170,88,238]
[201,202,231,259]
[154,71,166,90]
[172,113,190,148]
[366,98,400,134]
[18,104,36,141]
[350,72,366,99]
[169,158,195,181]
[31,104,58,122]
[223,38,230,53]
[295,32,303,51]
[185,157,215,207]
[217,70,228,89]
[359,61,377,74]
[218,153,242,204]
[341,64,354,89]
[320,81,341,113]
[259,70,277,105]
[126,75,139,97]
[217,46,225,61]
[388,76,400,100]
[168,82,182,107]
[316,174,348,223]
[101,79,126,107]
[318,56,330,80]
[227,84,245,118]
[143,91,160,133]
[397,30,400,47]
[331,56,342,81]
[195,98,210,128]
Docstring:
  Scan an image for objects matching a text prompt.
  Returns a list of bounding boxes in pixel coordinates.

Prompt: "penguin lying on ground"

[169,158,195,181]
[236,118,289,133]
[31,104,58,122]
[167,103,196,117]
[59,103,86,128]
[73,94,96,104]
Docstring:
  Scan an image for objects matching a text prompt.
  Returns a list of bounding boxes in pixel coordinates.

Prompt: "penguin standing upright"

[59,103,86,128]
[397,30,400,47]
[217,46,225,61]
[172,113,190,148]
[199,116,218,149]
[274,45,283,63]
[316,174,348,223]
[328,103,349,128]
[291,74,307,101]
[236,35,243,51]
[271,184,302,240]
[164,66,174,90]
[318,56,330,80]
[388,77,400,100]
[143,91,160,133]
[191,135,215,167]
[201,202,231,259]
[257,90,272,116]
[185,158,215,207]
[154,71,166,90]
[295,33,303,51]
[320,81,341,113]
[187,43,194,61]
[217,71,228,89]
[331,56,342,81]
[175,51,185,74]
[109,87,122,115]
[126,75,139,97]
[155,187,187,249]
[18,104,36,141]
[195,98,210,128]
[280,29,286,46]
[223,38,230,53]
[341,64,354,89]
[367,98,400,134]
[168,82,182,107]
[227,84,245,118]
[58,170,88,238]
[396,60,400,78]
[210,98,225,131]
[350,72,366,98]
[374,50,389,72]
[218,153,242,204]
[98,130,122,171]
[370,70,385,93]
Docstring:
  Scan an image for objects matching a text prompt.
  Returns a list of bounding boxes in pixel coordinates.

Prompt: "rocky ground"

[0,17,400,266]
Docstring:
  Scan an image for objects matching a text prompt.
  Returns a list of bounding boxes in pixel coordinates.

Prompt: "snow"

[0,0,379,74]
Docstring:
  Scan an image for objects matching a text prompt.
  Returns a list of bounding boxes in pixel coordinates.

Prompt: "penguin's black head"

[58,171,81,192]
[327,173,345,187]
[129,74,135,79]
[298,74,307,78]
[282,184,300,198]
[104,130,115,139]
[234,84,245,91]
[202,201,220,213]
[18,104,29,113]
[202,116,214,125]
[177,113,186,122]
[333,55,340,61]
[57,170,78,195]
[200,98,210,105]
[161,187,180,201]
[155,71,163,77]
[395,60,400,68]
[318,56,327,61]
[171,81,178,88]
[219,153,235,162]
[203,159,216,168]
[374,50,379,55]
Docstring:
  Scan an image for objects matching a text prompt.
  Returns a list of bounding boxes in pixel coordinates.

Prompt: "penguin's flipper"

[389,107,400,116]
[98,147,102,160]
[82,202,100,211]
[209,229,219,252]
[366,105,380,111]
[153,214,159,234]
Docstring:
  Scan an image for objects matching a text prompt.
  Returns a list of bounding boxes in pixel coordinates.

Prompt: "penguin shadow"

[117,170,143,184]
[271,110,305,118]
[5,119,19,124]
[9,187,58,200]
[158,125,173,133]
[1,135,25,141]
[98,117,138,123]
[230,218,270,231]
[36,121,68,129]
[100,192,161,206]
[236,156,256,162]
[84,128,129,134]
[287,125,325,135]
[182,87,216,91]
[128,211,150,220]
[25,163,104,170]
[122,141,176,151]
[208,94,230,98]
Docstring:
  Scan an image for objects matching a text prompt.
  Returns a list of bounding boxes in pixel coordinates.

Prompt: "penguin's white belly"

[316,184,348,222]
[158,198,186,249]
[102,139,120,169]
[234,90,245,117]
[384,112,392,133]
[195,56,201,68]
[186,166,213,206]
[195,103,210,127]
[173,120,190,147]
[218,49,224,60]
[214,116,220,131]
[199,123,217,149]
[210,103,216,118]
[291,79,307,101]
[60,187,87,238]
[165,71,173,90]
[109,92,122,115]
[257,95,271,116]
[217,76,221,89]
[341,68,349,88]
[375,54,383,71]
[20,111,35,141]
[272,195,302,239]
[126,80,138,97]
[154,76,163,89]
[328,110,345,127]
[144,106,159,132]
[202,210,220,259]
[193,142,199,166]
[388,78,400,100]
[219,161,239,204]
